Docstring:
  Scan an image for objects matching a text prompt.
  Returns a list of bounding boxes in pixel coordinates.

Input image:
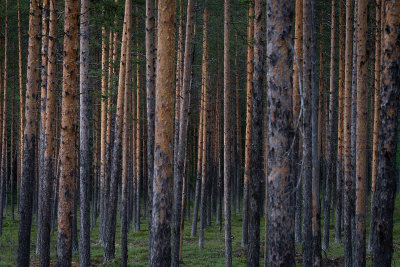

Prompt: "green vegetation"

[1,196,398,266]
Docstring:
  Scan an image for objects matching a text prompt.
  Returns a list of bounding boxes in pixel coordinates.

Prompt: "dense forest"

[0,0,399,266]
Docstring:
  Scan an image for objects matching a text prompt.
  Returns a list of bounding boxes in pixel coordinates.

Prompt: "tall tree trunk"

[335,0,345,245]
[223,0,232,265]
[17,0,41,265]
[121,8,132,265]
[38,0,57,264]
[293,0,303,245]
[248,0,264,265]
[302,0,313,264]
[198,0,209,251]
[266,0,295,265]
[37,0,49,253]
[242,0,254,248]
[135,7,141,232]
[343,0,354,265]
[145,0,156,263]
[79,0,91,264]
[368,0,382,253]
[17,0,23,210]
[371,3,400,265]
[354,0,368,265]
[56,0,79,264]
[104,0,131,261]
[151,0,176,265]
[322,0,335,251]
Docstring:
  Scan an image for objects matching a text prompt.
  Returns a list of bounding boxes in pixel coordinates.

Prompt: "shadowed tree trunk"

[242,0,254,248]
[266,0,295,265]
[371,4,400,265]
[38,0,57,265]
[343,0,354,265]
[354,0,368,265]
[151,0,176,265]
[248,0,264,265]
[17,0,41,265]
[293,0,303,245]
[145,0,156,263]
[322,0,336,252]
[56,0,79,265]
[17,0,23,210]
[223,0,232,265]
[172,0,195,263]
[79,0,91,264]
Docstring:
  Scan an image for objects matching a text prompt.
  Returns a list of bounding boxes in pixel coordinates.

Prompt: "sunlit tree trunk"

[151,0,176,265]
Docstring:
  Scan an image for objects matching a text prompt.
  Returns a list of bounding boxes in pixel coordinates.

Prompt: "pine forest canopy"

[0,0,398,266]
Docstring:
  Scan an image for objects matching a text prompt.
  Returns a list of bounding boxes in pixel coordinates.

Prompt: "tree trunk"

[56,0,79,264]
[145,0,156,263]
[247,0,264,265]
[343,0,354,265]
[302,0,313,264]
[354,0,368,265]
[266,0,295,265]
[293,0,303,246]
[79,0,91,264]
[223,0,232,265]
[151,0,176,265]
[103,0,130,261]
[17,0,41,265]
[242,0,254,248]
[17,0,23,211]
[371,4,400,265]
[368,0,382,253]
[198,0,209,251]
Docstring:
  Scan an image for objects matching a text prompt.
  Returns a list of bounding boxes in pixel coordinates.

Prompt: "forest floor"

[0,196,398,266]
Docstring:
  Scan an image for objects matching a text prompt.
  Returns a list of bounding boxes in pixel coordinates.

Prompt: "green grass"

[0,196,398,266]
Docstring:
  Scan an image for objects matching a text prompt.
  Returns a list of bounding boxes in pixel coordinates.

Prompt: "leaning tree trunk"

[151,0,176,265]
[266,0,295,265]
[354,0,368,265]
[247,0,264,265]
[79,0,91,265]
[56,0,79,265]
[17,0,41,265]
[371,3,400,266]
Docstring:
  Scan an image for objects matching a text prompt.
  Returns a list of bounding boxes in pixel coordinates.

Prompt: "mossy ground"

[0,196,398,266]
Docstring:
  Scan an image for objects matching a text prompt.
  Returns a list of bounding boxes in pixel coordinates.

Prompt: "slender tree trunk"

[335,0,345,245]
[247,0,264,265]
[121,9,132,265]
[151,0,176,265]
[17,0,23,210]
[322,0,336,252]
[293,0,303,245]
[371,4,400,266]
[216,43,223,231]
[79,0,91,264]
[368,0,382,253]
[17,0,41,265]
[242,1,254,248]
[223,0,232,265]
[135,7,141,232]
[38,0,57,264]
[354,0,368,265]
[302,0,313,264]
[146,0,156,263]
[343,0,354,265]
[56,0,79,264]
[104,0,131,261]
[266,0,295,265]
